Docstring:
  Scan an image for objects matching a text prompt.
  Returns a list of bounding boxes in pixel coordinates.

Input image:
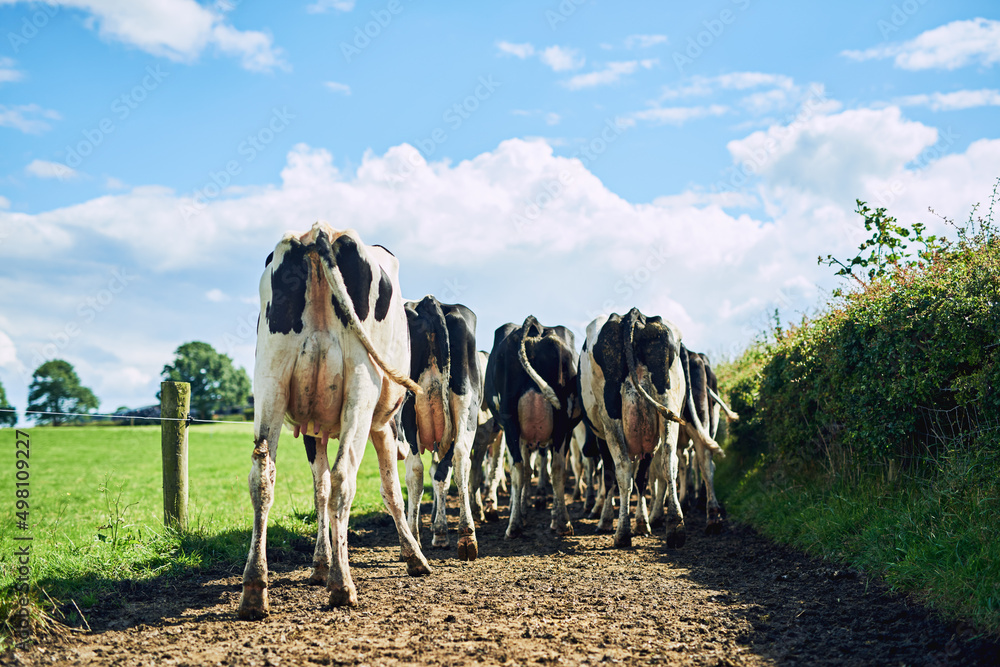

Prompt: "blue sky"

[1,0,998,418]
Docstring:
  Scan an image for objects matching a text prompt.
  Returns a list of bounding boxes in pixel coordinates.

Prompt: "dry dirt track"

[5,490,999,667]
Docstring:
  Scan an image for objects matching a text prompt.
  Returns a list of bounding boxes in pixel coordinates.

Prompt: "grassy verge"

[717,441,1000,633]
[0,424,429,645]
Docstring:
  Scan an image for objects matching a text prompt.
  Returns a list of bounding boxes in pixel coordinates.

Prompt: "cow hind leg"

[404,449,424,552]
[483,431,504,523]
[535,448,550,510]
[306,435,332,584]
[663,426,686,549]
[453,430,478,561]
[505,442,530,540]
[238,434,278,620]
[468,431,488,524]
[549,443,573,536]
[431,462,452,548]
[610,445,634,549]
[373,425,432,577]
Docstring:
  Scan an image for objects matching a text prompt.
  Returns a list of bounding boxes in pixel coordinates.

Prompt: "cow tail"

[707,386,740,421]
[319,248,423,395]
[624,310,686,426]
[680,345,723,456]
[517,316,561,410]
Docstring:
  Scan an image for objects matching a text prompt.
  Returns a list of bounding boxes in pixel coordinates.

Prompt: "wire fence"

[0,408,251,426]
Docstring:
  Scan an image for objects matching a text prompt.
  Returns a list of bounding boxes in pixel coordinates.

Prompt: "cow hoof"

[432,532,450,549]
[650,515,665,529]
[405,555,432,577]
[534,497,547,510]
[553,522,574,537]
[484,507,500,523]
[636,521,651,536]
[504,525,522,540]
[457,536,479,561]
[308,563,329,585]
[613,533,632,549]
[666,527,687,549]
[705,520,724,536]
[237,584,269,620]
[595,521,614,533]
[328,585,358,608]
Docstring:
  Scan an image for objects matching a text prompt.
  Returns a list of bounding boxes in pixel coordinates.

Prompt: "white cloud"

[0,104,61,134]
[306,0,355,13]
[497,41,535,59]
[564,59,657,90]
[727,106,938,205]
[205,288,230,302]
[545,112,561,126]
[0,196,9,210]
[661,72,795,100]
[0,56,24,84]
[324,81,352,95]
[624,34,667,49]
[897,89,1000,111]
[0,330,18,369]
[630,104,728,125]
[25,159,78,180]
[0,0,288,72]
[105,176,127,190]
[842,18,1000,70]
[540,45,584,72]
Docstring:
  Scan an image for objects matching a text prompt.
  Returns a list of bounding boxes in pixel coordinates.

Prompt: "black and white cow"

[396,296,482,560]
[580,308,723,549]
[469,351,506,524]
[241,223,431,619]
[485,317,581,539]
[651,348,737,533]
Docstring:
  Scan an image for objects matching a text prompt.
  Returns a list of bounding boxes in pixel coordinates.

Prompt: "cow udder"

[518,390,553,447]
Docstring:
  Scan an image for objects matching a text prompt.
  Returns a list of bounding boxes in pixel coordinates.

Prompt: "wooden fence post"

[161,381,190,531]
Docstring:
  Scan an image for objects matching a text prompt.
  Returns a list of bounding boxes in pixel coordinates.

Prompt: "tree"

[160,342,251,420]
[0,380,16,427]
[27,360,99,426]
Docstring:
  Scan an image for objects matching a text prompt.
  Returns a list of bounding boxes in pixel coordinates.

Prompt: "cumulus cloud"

[0,0,287,72]
[205,288,229,302]
[897,89,1000,111]
[496,41,535,59]
[25,159,78,180]
[540,45,585,72]
[624,34,667,49]
[564,59,657,90]
[0,103,61,134]
[0,57,24,84]
[842,18,1000,70]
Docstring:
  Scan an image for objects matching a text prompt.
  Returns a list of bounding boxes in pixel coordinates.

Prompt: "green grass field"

[0,424,425,613]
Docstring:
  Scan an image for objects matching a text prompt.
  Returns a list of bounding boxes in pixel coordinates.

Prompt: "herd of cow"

[237,223,738,620]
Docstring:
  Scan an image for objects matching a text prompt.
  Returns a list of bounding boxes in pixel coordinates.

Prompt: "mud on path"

[6,490,999,667]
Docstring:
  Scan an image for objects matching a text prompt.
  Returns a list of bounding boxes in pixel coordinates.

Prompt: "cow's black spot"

[264,251,273,267]
[374,268,392,322]
[632,314,675,394]
[303,434,317,464]
[332,234,373,322]
[267,241,308,335]
[444,304,477,397]
[594,314,626,420]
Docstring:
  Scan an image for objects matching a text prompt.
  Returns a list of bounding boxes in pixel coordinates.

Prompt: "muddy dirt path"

[5,490,999,667]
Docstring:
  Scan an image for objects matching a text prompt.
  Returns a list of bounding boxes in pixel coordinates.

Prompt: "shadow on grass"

[29,510,393,635]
